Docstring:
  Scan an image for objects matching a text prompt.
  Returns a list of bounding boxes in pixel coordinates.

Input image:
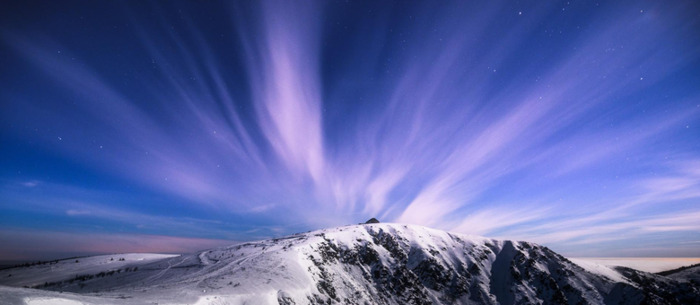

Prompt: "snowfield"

[0,223,698,304]
[0,253,178,288]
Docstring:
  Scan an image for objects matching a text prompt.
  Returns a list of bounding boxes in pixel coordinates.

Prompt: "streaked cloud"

[0,1,698,258]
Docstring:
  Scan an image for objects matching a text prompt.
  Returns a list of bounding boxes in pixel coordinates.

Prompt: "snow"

[568,258,632,284]
[570,257,700,273]
[25,298,84,305]
[0,224,696,304]
[0,285,130,305]
[192,293,277,305]
[0,253,178,288]
[666,264,700,283]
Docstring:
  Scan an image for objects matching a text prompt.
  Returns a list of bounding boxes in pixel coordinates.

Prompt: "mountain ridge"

[0,223,698,304]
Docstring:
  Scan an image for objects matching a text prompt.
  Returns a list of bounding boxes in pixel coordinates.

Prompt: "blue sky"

[1,0,699,261]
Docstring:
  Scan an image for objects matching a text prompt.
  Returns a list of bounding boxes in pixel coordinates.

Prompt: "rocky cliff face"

[1,223,698,305]
[283,224,698,305]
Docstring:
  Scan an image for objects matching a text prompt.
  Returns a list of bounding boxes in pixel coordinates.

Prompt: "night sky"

[1,1,699,261]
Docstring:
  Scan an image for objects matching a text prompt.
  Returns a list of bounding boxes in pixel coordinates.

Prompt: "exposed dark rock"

[277,290,296,305]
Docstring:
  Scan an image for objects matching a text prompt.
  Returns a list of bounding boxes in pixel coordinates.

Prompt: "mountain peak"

[365,217,380,224]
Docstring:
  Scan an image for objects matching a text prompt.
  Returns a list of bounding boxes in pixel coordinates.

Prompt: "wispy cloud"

[0,1,698,257]
[251,1,325,183]
[452,205,553,236]
[489,162,700,253]
[65,209,91,216]
[21,180,39,188]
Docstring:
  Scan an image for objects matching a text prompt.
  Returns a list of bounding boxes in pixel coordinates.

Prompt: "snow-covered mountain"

[0,223,698,304]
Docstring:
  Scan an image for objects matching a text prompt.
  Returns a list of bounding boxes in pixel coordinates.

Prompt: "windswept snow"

[569,259,633,285]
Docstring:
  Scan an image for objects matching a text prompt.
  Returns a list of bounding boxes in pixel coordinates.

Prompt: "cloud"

[496,204,700,248]
[238,1,325,184]
[452,205,552,236]
[0,1,698,258]
[21,181,39,188]
[246,203,276,214]
[65,209,91,216]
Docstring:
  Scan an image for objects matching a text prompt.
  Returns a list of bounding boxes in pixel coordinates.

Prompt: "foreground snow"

[0,223,698,304]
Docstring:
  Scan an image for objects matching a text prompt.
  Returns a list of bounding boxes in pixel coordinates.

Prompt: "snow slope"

[570,257,700,273]
[0,223,698,304]
[0,253,177,288]
[568,259,632,285]
[661,264,700,283]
